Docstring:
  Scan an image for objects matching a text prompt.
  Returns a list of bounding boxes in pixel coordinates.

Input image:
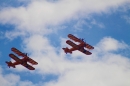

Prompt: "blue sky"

[0,0,130,86]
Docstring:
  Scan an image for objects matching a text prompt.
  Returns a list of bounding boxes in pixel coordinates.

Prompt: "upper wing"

[21,63,35,70]
[68,34,94,50]
[28,58,38,65]
[84,43,94,50]
[9,53,21,63]
[66,40,79,49]
[11,47,38,65]
[9,54,35,70]
[68,34,81,42]
[11,47,26,57]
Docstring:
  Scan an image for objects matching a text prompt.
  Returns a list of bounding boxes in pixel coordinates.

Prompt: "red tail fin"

[5,61,15,68]
[62,47,72,54]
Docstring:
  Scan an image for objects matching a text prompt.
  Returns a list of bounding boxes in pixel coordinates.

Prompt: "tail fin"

[62,47,72,54]
[5,61,15,68]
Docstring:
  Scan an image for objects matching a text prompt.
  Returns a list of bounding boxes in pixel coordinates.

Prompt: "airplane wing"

[68,34,94,50]
[9,53,21,63]
[28,58,38,65]
[84,43,94,50]
[66,40,79,49]
[78,48,92,55]
[9,54,35,70]
[66,40,92,55]
[11,47,26,57]
[68,34,81,42]
[21,63,35,70]
[11,47,38,65]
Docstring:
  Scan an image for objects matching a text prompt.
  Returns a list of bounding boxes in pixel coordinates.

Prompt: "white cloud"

[18,81,38,86]
[0,0,130,86]
[1,35,130,86]
[0,66,19,86]
[41,37,130,86]
[91,19,105,28]
[123,15,130,24]
[43,56,130,86]
[73,19,105,31]
[96,37,128,52]
[5,30,26,40]
[0,0,130,35]
[73,20,89,31]
[19,35,130,86]
[0,66,42,86]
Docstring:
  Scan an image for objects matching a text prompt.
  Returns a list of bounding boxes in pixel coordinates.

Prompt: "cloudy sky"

[0,0,130,86]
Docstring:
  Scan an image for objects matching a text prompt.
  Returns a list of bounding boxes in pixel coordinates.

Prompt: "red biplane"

[62,34,94,55]
[6,47,38,70]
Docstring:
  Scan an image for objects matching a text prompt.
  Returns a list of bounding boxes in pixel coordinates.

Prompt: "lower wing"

[28,58,38,65]
[78,48,92,55]
[84,43,94,50]
[21,63,35,70]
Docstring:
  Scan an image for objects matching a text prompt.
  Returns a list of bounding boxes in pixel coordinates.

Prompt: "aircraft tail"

[5,61,15,68]
[62,47,72,54]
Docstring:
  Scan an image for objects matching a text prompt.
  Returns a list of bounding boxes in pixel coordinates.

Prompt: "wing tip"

[11,47,16,50]
[88,53,92,55]
[68,34,72,36]
[66,40,71,43]
[9,53,14,57]
[68,34,74,38]
[30,68,35,70]
[34,63,38,65]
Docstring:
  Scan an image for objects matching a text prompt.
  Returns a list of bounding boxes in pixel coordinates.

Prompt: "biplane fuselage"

[6,56,28,68]
[6,47,38,70]
[62,34,94,55]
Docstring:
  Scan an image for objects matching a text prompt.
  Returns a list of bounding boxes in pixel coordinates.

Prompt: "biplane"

[62,34,94,55]
[6,47,38,70]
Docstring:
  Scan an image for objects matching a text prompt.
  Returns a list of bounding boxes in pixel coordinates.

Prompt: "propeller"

[80,38,86,43]
[23,53,28,56]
